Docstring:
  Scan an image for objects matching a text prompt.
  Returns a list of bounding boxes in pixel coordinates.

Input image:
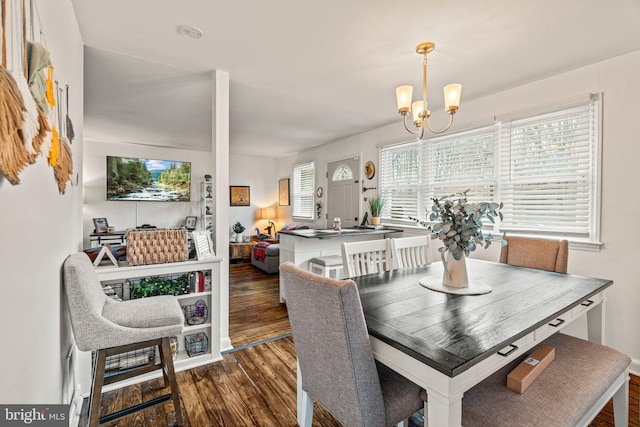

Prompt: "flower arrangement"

[418,190,505,260]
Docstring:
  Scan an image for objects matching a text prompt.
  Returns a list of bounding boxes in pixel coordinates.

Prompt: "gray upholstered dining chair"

[341,238,393,278]
[499,236,569,273]
[280,262,424,427]
[63,253,185,426]
[390,235,431,269]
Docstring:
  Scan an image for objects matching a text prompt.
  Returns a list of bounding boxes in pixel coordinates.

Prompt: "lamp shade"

[396,85,413,113]
[412,100,425,124]
[444,83,462,112]
[261,207,276,220]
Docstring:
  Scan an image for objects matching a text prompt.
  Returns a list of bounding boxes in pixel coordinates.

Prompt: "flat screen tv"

[106,156,191,201]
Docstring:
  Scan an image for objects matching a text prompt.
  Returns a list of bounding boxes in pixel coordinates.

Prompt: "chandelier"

[395,42,462,139]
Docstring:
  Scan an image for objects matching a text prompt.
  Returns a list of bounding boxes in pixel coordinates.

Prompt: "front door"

[327,158,360,229]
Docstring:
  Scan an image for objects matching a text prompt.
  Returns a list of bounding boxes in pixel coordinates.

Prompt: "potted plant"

[232,221,246,243]
[368,196,385,226]
[418,189,506,293]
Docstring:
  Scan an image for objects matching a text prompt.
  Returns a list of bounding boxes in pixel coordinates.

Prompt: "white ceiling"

[71,0,640,157]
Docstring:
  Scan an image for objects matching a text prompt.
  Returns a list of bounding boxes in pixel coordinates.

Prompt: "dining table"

[350,258,613,427]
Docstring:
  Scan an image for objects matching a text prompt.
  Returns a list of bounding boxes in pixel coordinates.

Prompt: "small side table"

[229,242,256,263]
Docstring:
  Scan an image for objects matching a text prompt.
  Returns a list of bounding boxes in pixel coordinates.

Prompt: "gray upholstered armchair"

[63,253,185,426]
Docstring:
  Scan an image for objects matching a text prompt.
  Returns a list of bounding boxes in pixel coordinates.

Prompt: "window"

[332,165,353,181]
[426,126,497,202]
[378,94,601,244]
[498,95,599,240]
[379,142,422,220]
[292,162,315,219]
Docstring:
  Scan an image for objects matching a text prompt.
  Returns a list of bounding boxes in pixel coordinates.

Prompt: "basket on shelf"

[184,332,209,357]
[182,300,208,325]
[125,228,188,266]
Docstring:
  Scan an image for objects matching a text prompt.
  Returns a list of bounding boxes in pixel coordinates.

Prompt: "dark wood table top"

[353,259,612,377]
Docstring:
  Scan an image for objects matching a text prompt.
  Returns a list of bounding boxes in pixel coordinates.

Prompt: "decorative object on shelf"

[260,207,276,237]
[368,196,385,226]
[230,185,250,206]
[129,273,190,299]
[395,41,462,139]
[205,184,212,198]
[364,161,375,180]
[191,230,215,260]
[278,178,290,206]
[182,299,208,325]
[316,186,323,198]
[93,217,109,233]
[185,332,209,357]
[416,190,506,295]
[185,216,197,231]
[232,221,246,243]
[125,228,189,266]
[169,336,178,361]
[92,243,119,267]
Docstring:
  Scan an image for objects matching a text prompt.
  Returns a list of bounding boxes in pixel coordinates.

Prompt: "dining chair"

[63,253,185,426]
[499,236,569,273]
[341,238,392,278]
[280,262,424,427]
[390,235,431,269]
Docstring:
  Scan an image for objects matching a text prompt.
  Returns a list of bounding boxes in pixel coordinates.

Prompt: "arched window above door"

[332,165,353,181]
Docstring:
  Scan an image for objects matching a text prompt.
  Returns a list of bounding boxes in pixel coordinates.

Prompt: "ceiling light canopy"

[396,42,462,139]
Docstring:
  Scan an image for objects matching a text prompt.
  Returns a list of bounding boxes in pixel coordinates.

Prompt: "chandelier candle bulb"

[412,100,424,124]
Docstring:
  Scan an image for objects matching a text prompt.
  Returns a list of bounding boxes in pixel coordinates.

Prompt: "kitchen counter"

[279,227,399,239]
[278,226,403,302]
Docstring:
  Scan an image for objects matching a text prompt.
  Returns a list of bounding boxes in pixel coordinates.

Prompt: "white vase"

[236,233,243,243]
[441,250,469,288]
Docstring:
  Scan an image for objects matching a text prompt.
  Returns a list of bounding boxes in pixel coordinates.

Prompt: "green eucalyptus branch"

[413,189,506,260]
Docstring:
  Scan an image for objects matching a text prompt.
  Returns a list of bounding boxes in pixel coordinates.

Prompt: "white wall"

[82,140,214,248]
[229,154,280,238]
[0,0,84,404]
[280,50,640,366]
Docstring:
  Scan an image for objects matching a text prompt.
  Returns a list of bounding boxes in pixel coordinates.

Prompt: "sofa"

[251,240,281,274]
[250,224,308,274]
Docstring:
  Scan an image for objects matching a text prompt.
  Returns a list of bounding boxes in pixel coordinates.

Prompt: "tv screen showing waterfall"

[106,156,191,201]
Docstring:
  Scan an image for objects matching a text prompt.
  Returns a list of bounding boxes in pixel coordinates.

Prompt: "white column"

[212,70,232,352]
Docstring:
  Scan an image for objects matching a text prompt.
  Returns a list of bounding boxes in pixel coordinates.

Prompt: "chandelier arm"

[402,114,419,135]
[425,113,455,134]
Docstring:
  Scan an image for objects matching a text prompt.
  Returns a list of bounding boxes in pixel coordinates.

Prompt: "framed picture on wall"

[279,178,290,206]
[230,186,250,206]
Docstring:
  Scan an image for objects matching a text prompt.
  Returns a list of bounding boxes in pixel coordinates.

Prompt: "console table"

[229,242,256,263]
[89,230,126,246]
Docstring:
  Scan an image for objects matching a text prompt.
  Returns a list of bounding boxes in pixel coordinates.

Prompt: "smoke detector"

[178,25,203,39]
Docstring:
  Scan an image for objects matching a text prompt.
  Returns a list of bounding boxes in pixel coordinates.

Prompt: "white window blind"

[292,162,315,219]
[426,126,497,202]
[378,143,422,220]
[498,95,599,238]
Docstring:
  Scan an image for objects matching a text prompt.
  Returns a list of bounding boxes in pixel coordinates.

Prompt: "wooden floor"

[79,263,639,426]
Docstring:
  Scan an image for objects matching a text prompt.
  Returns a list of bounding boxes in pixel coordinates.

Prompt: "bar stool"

[308,255,343,278]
